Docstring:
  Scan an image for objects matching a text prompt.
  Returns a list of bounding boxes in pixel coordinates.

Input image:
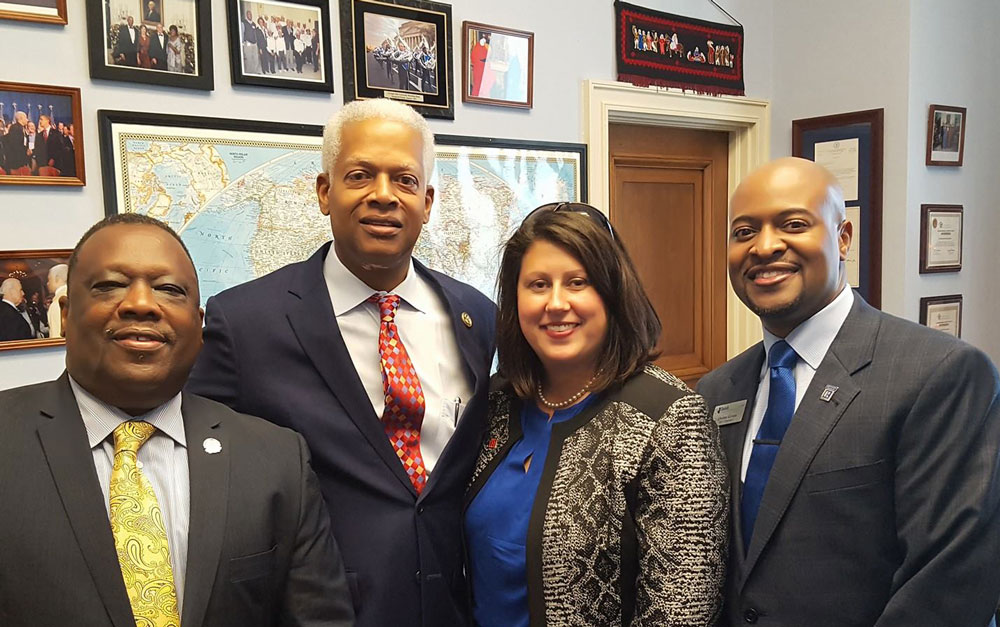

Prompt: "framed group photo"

[227,0,333,92]
[919,204,962,274]
[340,0,454,119]
[926,104,966,166]
[0,0,67,24]
[0,81,85,186]
[462,21,534,108]
[920,294,963,338]
[86,0,214,90]
[0,249,72,351]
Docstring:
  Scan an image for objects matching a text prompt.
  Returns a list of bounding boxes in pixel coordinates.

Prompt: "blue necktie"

[741,340,798,551]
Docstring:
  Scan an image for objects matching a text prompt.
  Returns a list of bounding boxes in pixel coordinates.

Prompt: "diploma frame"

[919,294,963,338]
[919,204,963,273]
[793,108,884,308]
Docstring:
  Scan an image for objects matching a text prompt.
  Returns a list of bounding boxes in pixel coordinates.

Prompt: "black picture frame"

[227,0,334,92]
[339,0,453,119]
[793,108,884,309]
[86,0,214,91]
[919,294,963,338]
[919,204,963,274]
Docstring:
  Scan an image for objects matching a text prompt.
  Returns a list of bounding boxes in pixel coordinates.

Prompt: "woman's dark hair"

[496,207,661,399]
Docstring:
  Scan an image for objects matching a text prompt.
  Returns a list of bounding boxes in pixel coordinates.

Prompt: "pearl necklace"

[537,372,601,410]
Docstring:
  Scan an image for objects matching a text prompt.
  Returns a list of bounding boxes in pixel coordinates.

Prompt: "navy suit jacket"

[188,243,497,627]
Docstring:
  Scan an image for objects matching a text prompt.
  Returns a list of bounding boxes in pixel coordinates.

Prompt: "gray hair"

[321,99,435,179]
[14,111,27,124]
[48,263,68,286]
[1,277,22,298]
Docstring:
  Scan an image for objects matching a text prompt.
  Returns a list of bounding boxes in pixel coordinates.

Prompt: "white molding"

[583,80,770,357]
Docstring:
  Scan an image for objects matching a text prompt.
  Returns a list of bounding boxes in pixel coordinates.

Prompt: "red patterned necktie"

[371,293,427,494]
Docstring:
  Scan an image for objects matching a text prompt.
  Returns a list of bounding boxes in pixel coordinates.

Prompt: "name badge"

[712,400,747,426]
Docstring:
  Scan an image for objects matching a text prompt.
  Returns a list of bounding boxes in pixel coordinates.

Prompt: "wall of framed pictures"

[0,0,776,387]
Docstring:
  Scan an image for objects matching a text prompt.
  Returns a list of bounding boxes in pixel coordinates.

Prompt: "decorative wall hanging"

[340,0,454,119]
[461,21,533,109]
[0,249,72,351]
[614,0,744,96]
[0,0,66,24]
[926,104,966,166]
[0,81,85,186]
[919,204,962,274]
[920,294,962,338]
[793,108,884,309]
[227,0,334,92]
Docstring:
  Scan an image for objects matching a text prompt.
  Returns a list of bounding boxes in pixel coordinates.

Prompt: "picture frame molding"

[0,248,73,352]
[0,80,85,187]
[461,20,534,109]
[919,294,963,338]
[919,203,963,274]
[0,0,66,25]
[926,104,967,167]
[86,0,215,91]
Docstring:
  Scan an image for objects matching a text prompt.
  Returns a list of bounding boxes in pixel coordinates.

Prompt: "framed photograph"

[339,0,453,119]
[0,81,85,186]
[0,0,66,24]
[920,294,962,338]
[462,21,533,109]
[86,0,214,91]
[919,204,962,274]
[227,0,333,92]
[793,108,884,309]
[0,249,72,351]
[926,104,966,166]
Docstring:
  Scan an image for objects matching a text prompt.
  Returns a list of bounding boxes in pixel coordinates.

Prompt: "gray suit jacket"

[0,374,354,627]
[698,296,1000,627]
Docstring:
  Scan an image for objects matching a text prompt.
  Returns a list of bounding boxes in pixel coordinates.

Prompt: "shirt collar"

[68,375,187,450]
[761,286,854,371]
[322,245,431,315]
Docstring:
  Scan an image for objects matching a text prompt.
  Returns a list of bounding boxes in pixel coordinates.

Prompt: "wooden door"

[609,123,729,387]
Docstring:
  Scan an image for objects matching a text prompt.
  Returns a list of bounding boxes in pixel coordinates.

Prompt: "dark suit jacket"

[2,124,29,170]
[697,296,1000,627]
[188,243,497,627]
[34,128,65,171]
[0,375,355,627]
[113,25,139,65]
[149,32,168,69]
[0,301,32,340]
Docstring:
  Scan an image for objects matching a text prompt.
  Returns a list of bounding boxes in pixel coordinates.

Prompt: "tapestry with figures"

[614,1,744,96]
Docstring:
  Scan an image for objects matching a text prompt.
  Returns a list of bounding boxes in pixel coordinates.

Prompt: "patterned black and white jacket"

[465,364,729,626]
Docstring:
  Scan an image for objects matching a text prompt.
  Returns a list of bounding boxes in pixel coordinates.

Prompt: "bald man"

[697,157,1000,626]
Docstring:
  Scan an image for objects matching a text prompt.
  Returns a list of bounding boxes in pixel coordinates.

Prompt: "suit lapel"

[180,393,230,627]
[740,298,878,586]
[35,375,135,627]
[285,244,417,495]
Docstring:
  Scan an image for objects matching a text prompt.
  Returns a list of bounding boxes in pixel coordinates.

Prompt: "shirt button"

[136,461,144,469]
[743,608,759,623]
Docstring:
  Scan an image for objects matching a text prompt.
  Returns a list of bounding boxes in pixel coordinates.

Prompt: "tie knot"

[768,340,798,370]
[370,293,400,322]
[112,421,156,455]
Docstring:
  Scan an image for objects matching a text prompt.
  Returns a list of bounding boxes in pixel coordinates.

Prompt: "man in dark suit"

[2,111,30,172]
[149,23,168,70]
[698,157,1000,626]
[34,114,66,174]
[112,16,139,66]
[0,214,354,627]
[188,98,496,627]
[0,277,33,341]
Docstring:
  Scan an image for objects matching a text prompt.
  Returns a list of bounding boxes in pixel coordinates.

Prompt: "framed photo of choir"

[86,0,214,91]
[339,0,454,119]
[0,249,72,352]
[926,104,966,167]
[0,81,85,187]
[227,0,334,92]
[0,0,67,25]
[461,21,534,109]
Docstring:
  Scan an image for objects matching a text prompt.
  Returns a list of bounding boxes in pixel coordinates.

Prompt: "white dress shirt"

[69,377,190,613]
[323,247,473,474]
[740,286,854,481]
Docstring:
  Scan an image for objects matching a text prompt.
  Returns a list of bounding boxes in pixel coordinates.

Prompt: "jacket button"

[414,570,421,582]
[417,506,425,515]
[743,608,759,623]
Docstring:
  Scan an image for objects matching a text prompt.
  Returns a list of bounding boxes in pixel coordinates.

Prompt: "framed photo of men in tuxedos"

[0,81,85,186]
[0,249,71,350]
[86,0,214,90]
[0,0,66,24]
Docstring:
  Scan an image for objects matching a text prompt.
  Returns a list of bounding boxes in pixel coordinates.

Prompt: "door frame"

[584,79,770,357]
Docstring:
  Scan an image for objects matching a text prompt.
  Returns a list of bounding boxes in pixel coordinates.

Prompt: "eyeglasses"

[523,202,615,240]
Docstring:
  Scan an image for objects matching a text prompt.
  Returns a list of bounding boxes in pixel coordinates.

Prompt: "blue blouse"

[465,395,598,627]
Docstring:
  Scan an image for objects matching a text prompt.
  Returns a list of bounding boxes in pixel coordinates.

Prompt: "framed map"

[99,110,587,305]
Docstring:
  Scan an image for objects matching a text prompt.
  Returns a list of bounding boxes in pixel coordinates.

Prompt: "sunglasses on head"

[524,202,615,240]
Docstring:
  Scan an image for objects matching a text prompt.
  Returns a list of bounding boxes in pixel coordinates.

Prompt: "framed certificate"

[919,294,962,338]
[919,204,962,273]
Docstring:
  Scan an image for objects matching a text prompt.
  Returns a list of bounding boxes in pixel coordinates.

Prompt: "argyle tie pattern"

[109,421,181,627]
[741,340,798,552]
[371,293,427,494]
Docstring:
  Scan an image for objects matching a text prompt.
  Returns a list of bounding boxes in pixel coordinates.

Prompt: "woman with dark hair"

[137,24,151,69]
[465,203,727,626]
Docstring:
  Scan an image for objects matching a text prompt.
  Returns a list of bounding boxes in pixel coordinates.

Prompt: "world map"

[114,130,582,306]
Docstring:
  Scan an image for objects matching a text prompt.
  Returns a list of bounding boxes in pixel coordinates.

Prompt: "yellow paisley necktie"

[110,421,181,627]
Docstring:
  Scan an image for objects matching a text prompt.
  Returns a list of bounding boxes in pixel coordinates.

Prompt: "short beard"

[747,293,803,321]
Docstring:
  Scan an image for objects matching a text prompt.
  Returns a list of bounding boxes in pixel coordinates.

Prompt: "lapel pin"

[487,437,498,450]
[819,385,839,402]
[203,437,222,454]
[461,312,473,328]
